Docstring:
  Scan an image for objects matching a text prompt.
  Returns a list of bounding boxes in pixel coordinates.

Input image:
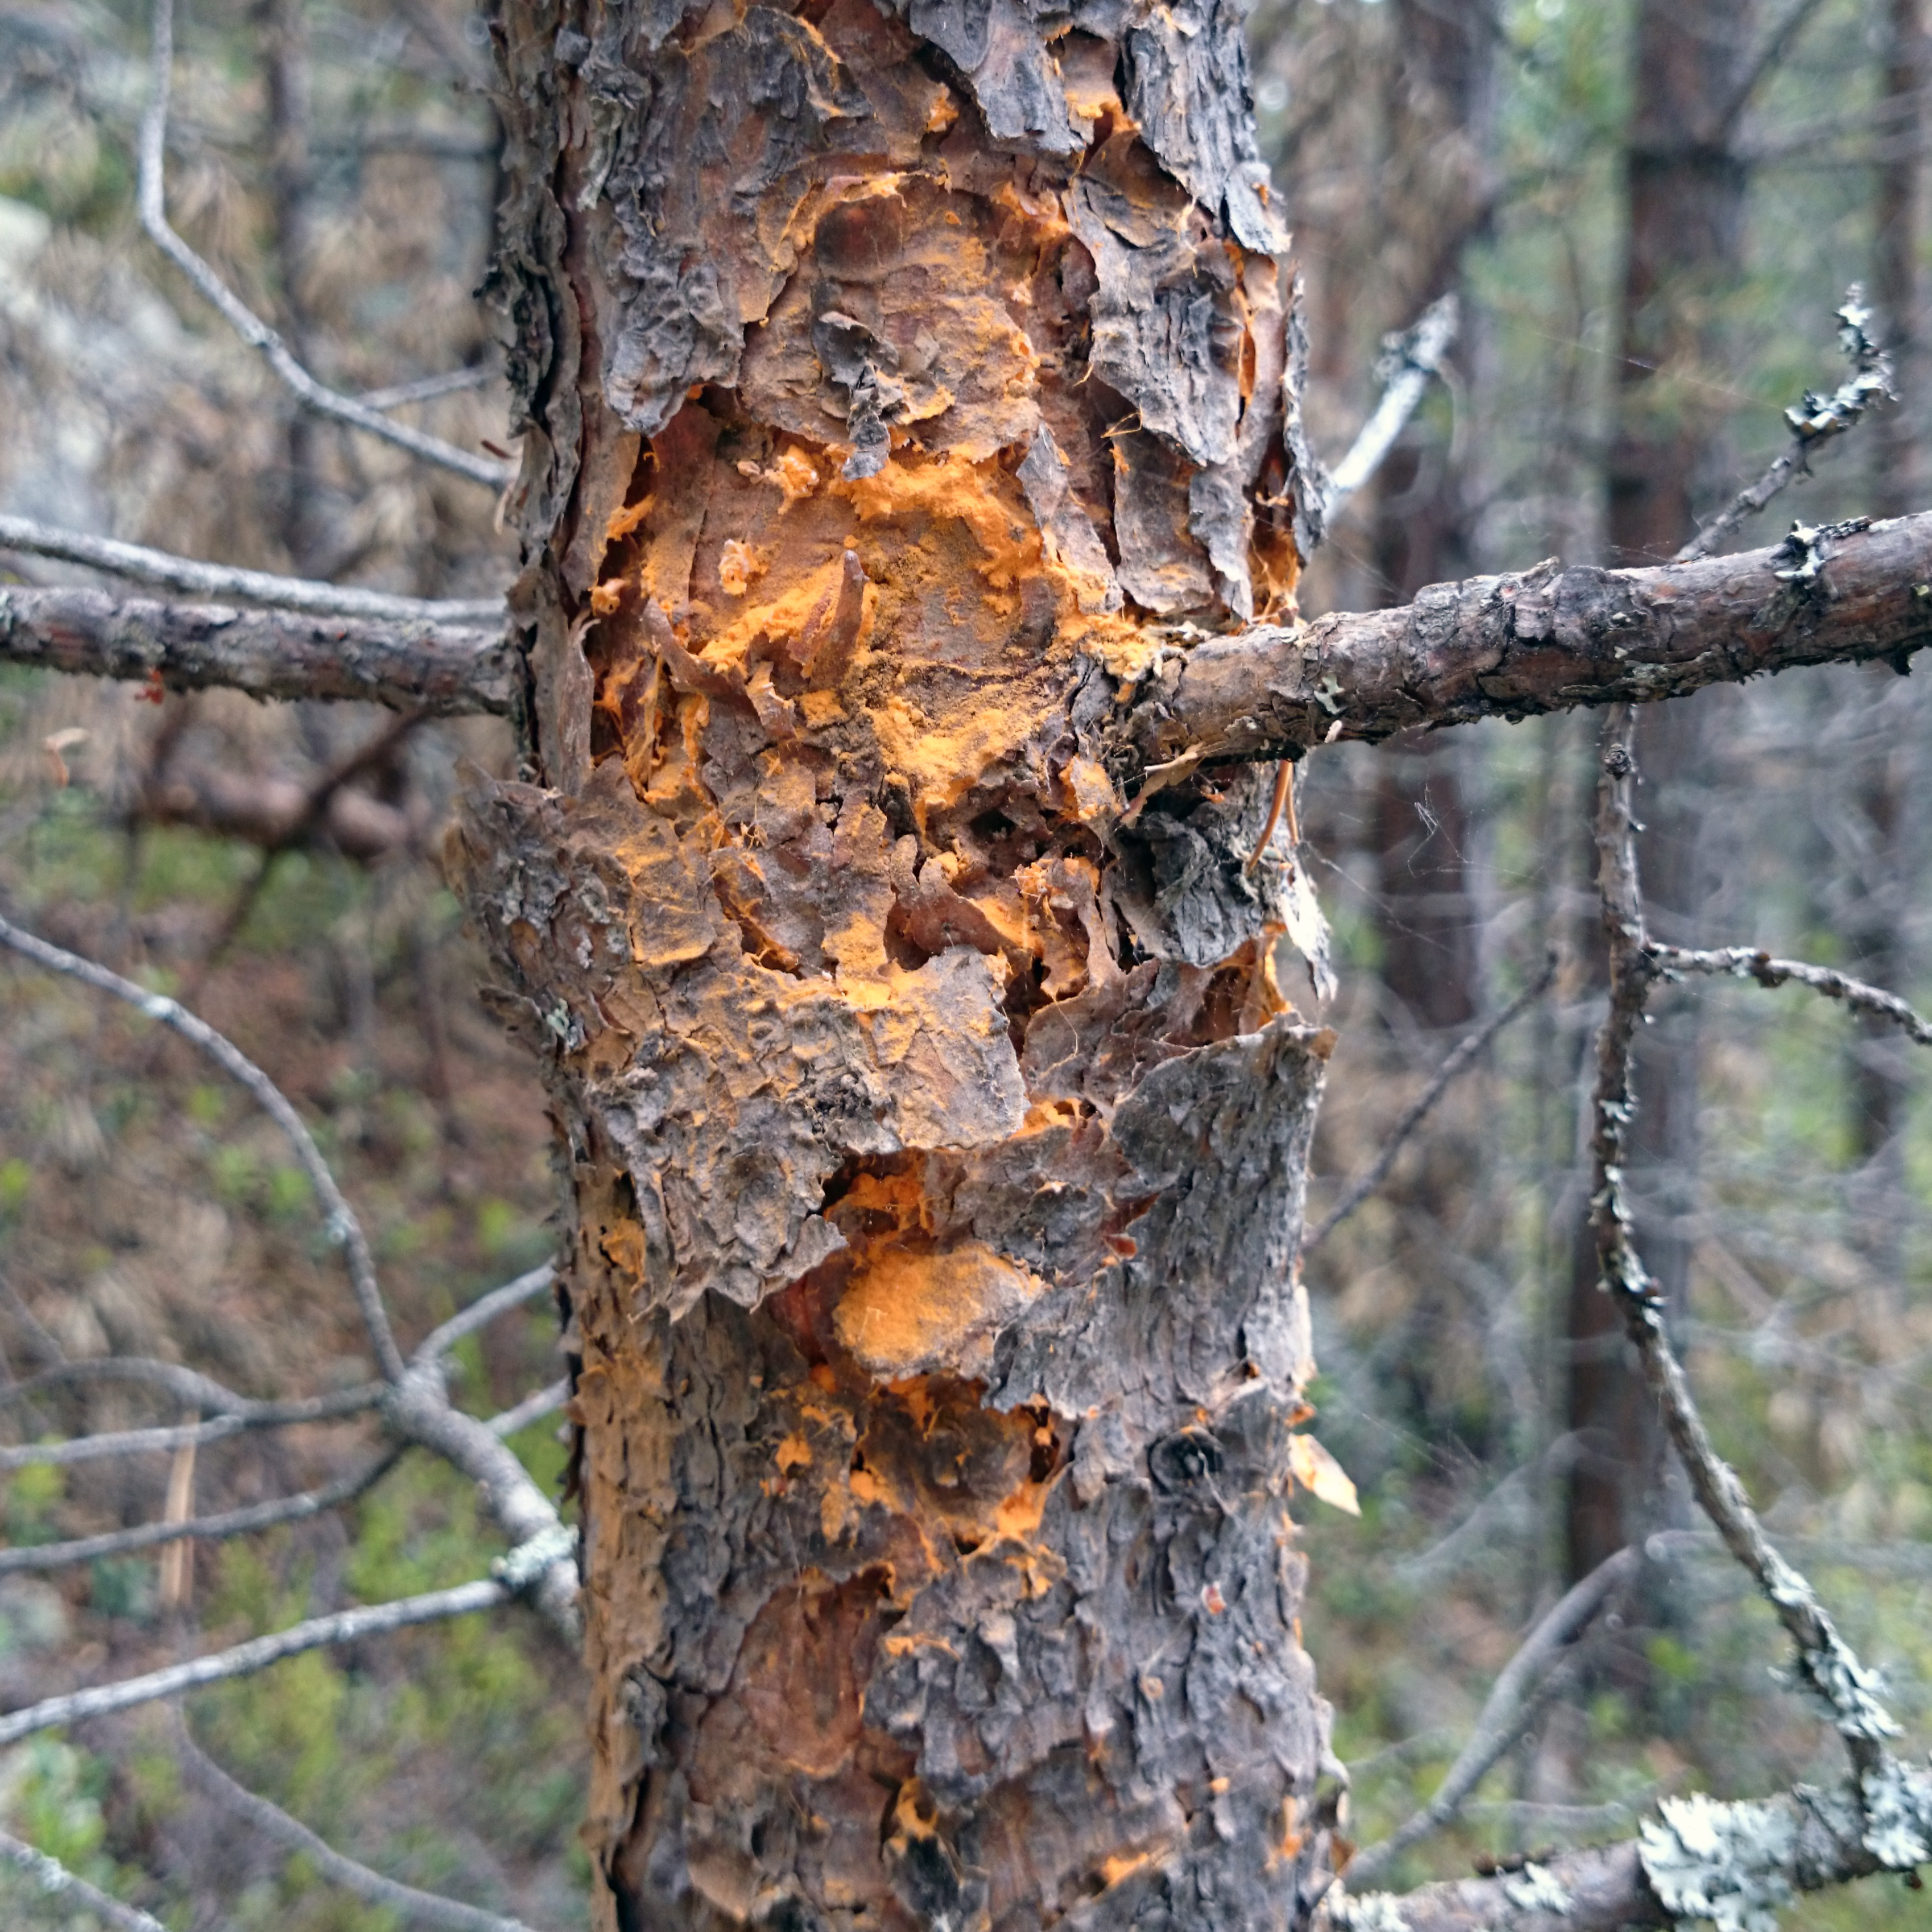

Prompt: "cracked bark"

[470,3,1337,1927]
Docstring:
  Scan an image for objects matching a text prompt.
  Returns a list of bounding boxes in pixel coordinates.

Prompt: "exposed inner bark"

[465,3,1345,1926]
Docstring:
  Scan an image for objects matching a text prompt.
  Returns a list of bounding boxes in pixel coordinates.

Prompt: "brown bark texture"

[463,4,1341,1928]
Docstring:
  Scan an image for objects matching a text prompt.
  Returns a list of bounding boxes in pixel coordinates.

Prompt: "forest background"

[2,0,1930,1927]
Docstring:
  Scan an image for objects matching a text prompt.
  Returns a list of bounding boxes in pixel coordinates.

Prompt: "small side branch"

[0,1578,513,1747]
[0,1450,404,1577]
[176,1725,547,1932]
[1675,290,1893,565]
[1321,293,1461,522]
[1302,951,1557,1254]
[487,1379,569,1439]
[416,1264,558,1363]
[1345,1544,1642,1889]
[137,0,513,491]
[0,1828,169,1932]
[0,914,406,1384]
[0,515,505,624]
[1650,944,1932,1045]
[1589,708,1897,1772]
[0,1386,382,1471]
[0,585,518,716]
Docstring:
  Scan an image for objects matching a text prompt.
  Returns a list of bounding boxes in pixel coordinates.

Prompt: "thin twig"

[1708,0,1833,145]
[0,1578,513,1747]
[1673,290,1893,565]
[0,1828,169,1932]
[1649,944,1932,1045]
[137,0,513,492]
[0,515,504,623]
[1322,292,1460,519]
[0,1356,383,1421]
[415,1264,557,1364]
[486,1380,568,1440]
[0,914,406,1383]
[1345,1545,1643,1888]
[0,1386,381,1470]
[175,1723,546,1932]
[1303,950,1558,1254]
[0,1450,404,1578]
[1588,706,1896,1774]
[358,364,499,412]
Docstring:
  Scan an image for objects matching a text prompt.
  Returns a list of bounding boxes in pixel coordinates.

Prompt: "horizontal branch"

[0,1450,403,1577]
[487,1379,568,1439]
[0,1578,512,1747]
[0,515,504,623]
[1652,944,1932,1044]
[0,1386,381,1470]
[0,1827,168,1932]
[0,585,519,716]
[1121,511,1932,774]
[177,1726,545,1932]
[0,1355,383,1421]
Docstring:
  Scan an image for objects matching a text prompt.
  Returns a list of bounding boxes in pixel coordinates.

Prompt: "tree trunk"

[1564,0,1752,1584]
[466,6,1341,1926]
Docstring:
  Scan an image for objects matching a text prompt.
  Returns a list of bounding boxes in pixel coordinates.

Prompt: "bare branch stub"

[135,0,513,492]
[1321,291,1462,523]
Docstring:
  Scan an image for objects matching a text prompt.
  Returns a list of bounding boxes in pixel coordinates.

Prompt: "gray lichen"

[1638,1793,1797,1932]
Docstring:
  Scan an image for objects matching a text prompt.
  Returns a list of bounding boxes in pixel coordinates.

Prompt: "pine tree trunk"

[465,5,1342,1925]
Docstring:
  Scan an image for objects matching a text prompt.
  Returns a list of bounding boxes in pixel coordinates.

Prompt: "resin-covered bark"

[465,3,1342,1924]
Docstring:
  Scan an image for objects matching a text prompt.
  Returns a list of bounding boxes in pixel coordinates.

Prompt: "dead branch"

[1344,1544,1644,1890]
[359,365,501,412]
[0,1355,379,1420]
[138,756,419,862]
[0,1578,517,1747]
[416,1263,557,1361]
[1303,951,1557,1254]
[1120,509,1932,774]
[1587,705,1899,1774]
[176,1723,546,1932]
[0,1387,382,1471]
[0,515,504,623]
[0,1828,168,1932]
[1322,292,1461,522]
[486,1379,569,1439]
[1650,944,1932,1043]
[136,0,513,491]
[0,1449,404,1577]
[1674,292,1893,565]
[0,585,517,715]
[0,912,406,1383]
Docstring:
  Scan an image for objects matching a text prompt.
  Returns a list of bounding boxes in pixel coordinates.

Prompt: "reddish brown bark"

[469,5,1340,1926]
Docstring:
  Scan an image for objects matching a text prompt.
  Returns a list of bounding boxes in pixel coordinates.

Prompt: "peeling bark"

[472,1,1339,1925]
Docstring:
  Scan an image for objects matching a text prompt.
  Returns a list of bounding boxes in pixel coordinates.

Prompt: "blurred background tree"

[2,0,1931,1925]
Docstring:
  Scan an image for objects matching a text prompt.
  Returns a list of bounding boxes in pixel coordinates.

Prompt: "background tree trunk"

[1563,0,1753,1585]
[468,5,1340,1925]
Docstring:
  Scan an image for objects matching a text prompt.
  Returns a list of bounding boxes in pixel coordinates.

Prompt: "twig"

[486,1380,568,1440]
[1303,951,1558,1254]
[358,364,499,412]
[0,585,518,717]
[1708,0,1833,145]
[0,1355,374,1419]
[0,1450,404,1576]
[0,915,406,1384]
[1674,290,1893,564]
[1345,1545,1643,1888]
[0,1386,380,1470]
[1649,944,1932,1045]
[415,1264,557,1363]
[0,1579,515,1747]
[1322,292,1460,519]
[1588,706,1897,1774]
[0,1828,169,1932]
[137,0,512,492]
[175,1723,546,1932]
[0,515,504,623]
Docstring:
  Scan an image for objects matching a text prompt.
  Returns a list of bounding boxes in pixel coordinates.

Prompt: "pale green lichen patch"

[1501,1861,1573,1914]
[1330,1891,1412,1932]
[1859,1755,1932,1871]
[1639,1792,1797,1932]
